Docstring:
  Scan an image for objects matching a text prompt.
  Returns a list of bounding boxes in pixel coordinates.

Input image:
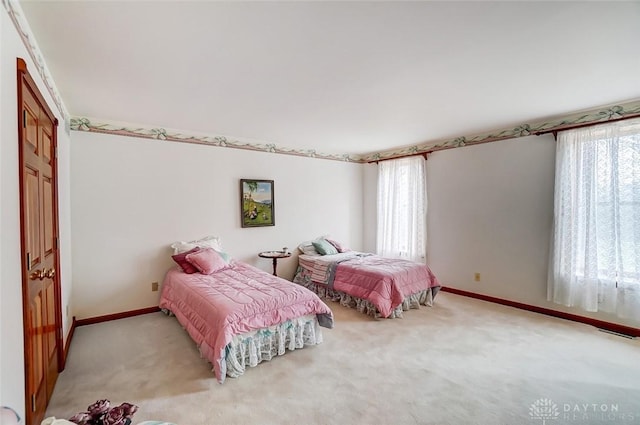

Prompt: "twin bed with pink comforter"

[293,252,441,318]
[159,261,333,383]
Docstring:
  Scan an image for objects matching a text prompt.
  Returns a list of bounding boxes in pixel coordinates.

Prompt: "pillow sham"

[171,246,201,274]
[171,235,223,255]
[312,238,339,255]
[326,238,350,253]
[185,248,229,275]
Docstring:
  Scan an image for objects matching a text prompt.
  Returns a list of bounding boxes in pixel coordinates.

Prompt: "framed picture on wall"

[240,179,275,228]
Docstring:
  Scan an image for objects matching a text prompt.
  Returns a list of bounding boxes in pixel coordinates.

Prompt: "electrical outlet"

[151,281,159,292]
[474,273,481,282]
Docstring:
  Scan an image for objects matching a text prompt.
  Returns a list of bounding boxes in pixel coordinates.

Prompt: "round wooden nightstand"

[258,251,292,276]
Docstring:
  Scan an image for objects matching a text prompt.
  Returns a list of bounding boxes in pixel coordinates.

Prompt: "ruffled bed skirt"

[292,266,437,318]
[223,315,322,379]
[162,310,322,380]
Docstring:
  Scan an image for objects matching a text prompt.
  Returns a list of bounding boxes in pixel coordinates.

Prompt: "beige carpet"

[46,292,640,425]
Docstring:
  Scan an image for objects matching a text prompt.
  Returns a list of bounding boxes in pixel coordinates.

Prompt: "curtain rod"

[533,113,640,139]
[369,152,428,164]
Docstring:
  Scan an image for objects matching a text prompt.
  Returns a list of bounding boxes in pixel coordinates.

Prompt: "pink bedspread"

[159,262,333,382]
[301,253,440,318]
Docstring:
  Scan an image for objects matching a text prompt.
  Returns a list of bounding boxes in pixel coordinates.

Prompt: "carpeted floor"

[46,292,640,425]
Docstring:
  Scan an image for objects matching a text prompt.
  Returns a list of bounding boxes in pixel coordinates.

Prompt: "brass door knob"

[29,269,45,280]
[44,268,56,279]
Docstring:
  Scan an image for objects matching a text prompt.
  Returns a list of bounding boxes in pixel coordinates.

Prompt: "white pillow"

[171,235,222,255]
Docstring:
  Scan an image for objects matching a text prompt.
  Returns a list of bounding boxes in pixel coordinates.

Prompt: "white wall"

[0,8,5,411]
[70,131,363,319]
[425,135,638,328]
[0,6,73,418]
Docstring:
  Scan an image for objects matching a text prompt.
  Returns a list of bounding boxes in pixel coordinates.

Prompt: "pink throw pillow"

[326,238,350,253]
[171,246,201,274]
[186,247,228,275]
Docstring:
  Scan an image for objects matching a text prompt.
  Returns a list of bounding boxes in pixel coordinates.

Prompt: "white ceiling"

[19,1,640,155]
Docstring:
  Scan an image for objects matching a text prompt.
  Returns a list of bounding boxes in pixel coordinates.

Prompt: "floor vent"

[598,328,636,339]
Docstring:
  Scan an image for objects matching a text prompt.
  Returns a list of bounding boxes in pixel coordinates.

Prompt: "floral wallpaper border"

[72,100,640,163]
[69,117,360,162]
[3,0,70,132]
[362,100,640,163]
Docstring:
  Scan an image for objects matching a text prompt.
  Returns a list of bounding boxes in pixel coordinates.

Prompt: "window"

[376,156,426,263]
[549,117,640,322]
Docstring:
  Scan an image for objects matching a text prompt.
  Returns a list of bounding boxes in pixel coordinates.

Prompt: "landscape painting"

[240,179,275,228]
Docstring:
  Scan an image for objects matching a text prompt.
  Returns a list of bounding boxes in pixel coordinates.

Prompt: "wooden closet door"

[18,58,62,425]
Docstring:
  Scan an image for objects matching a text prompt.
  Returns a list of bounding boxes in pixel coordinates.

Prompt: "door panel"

[42,128,52,163]
[30,295,44,392]
[25,168,41,267]
[29,294,47,416]
[46,284,56,358]
[24,106,38,154]
[43,178,53,255]
[44,282,57,400]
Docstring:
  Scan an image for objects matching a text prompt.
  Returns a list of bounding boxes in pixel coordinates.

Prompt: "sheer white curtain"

[549,118,640,322]
[376,156,426,263]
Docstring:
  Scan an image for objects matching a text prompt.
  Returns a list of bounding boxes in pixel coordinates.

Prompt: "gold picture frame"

[240,179,275,228]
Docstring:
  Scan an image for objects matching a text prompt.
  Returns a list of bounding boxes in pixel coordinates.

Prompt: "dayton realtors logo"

[530,398,637,423]
[529,398,560,424]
